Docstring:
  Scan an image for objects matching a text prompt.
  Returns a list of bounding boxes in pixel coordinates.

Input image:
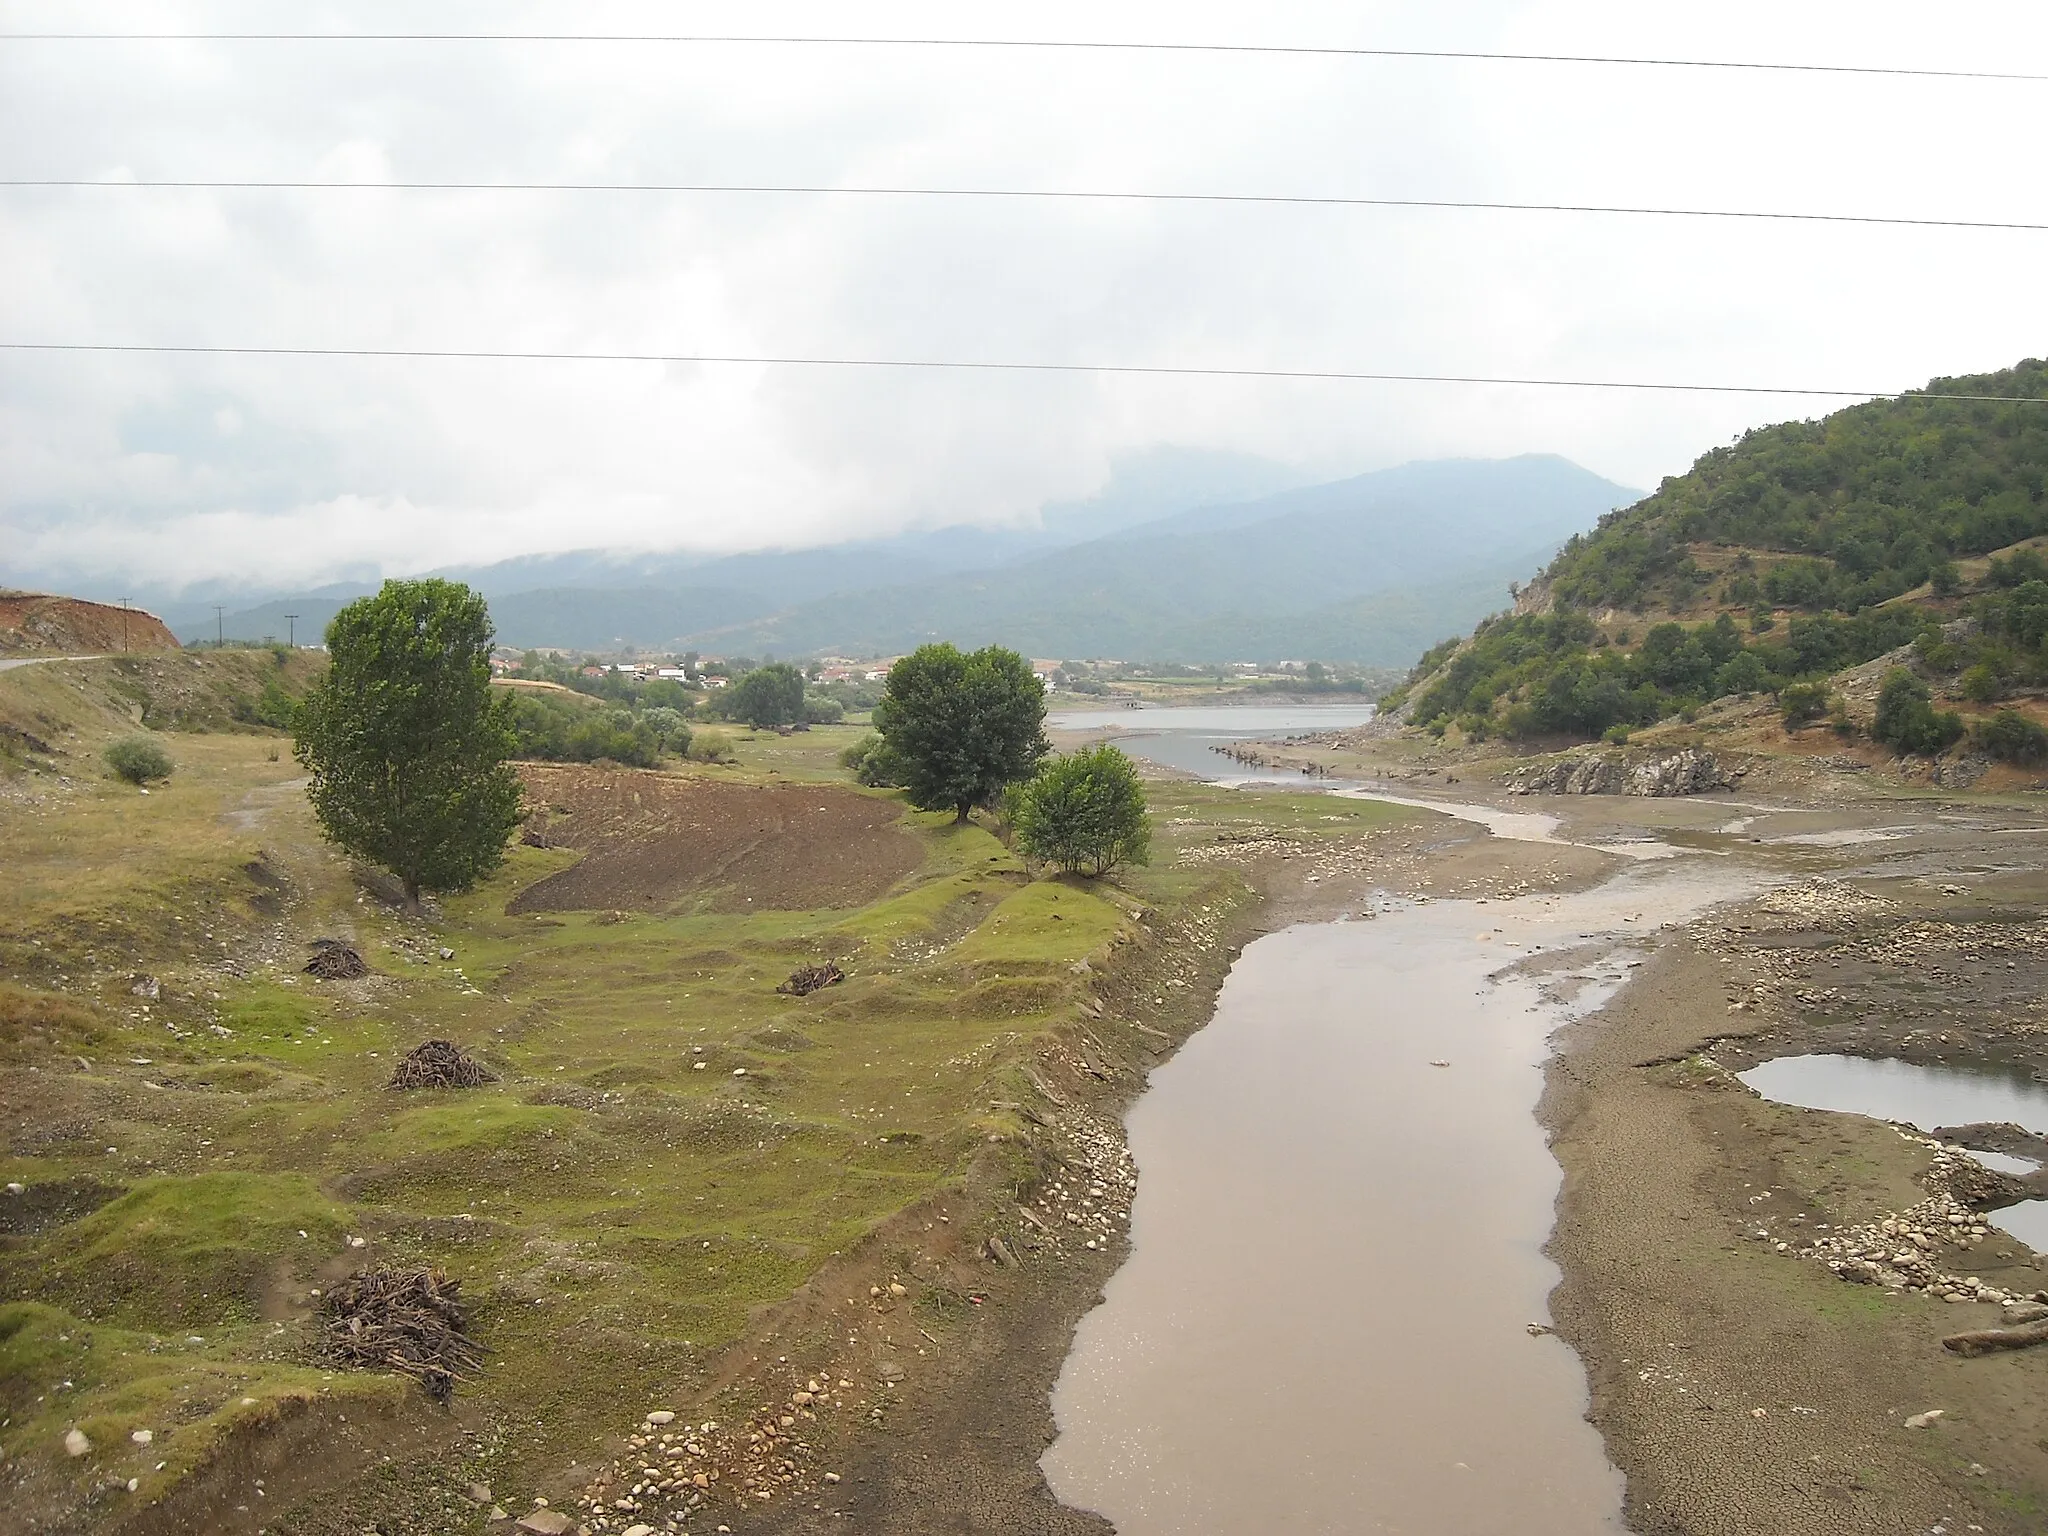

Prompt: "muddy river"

[1043,824,1756,1530]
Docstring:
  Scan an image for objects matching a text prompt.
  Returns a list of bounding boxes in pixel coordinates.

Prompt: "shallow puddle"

[1043,864,1755,1533]
[1737,1054,2048,1137]
[1737,1054,2048,1253]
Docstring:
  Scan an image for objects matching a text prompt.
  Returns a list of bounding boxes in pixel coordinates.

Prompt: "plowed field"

[509,763,922,913]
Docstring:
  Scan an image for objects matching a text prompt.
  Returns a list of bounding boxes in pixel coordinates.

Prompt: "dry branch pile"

[776,961,846,996]
[304,940,368,980]
[387,1039,497,1090]
[320,1266,485,1400]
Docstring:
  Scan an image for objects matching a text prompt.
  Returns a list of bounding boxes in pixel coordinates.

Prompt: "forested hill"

[1384,359,2048,753]
[1545,359,2048,615]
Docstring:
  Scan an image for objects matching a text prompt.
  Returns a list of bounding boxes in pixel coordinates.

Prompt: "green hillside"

[1548,359,2048,614]
[1385,360,2048,755]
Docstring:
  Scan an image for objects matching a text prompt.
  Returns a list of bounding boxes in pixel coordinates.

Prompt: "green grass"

[32,1173,352,1327]
[0,656,1418,1517]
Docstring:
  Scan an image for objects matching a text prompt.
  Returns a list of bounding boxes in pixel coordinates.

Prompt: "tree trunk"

[403,873,423,915]
[954,803,973,824]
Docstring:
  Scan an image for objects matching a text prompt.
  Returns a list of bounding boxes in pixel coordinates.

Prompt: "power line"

[0,32,2040,83]
[3,341,2041,405]
[9,179,2041,233]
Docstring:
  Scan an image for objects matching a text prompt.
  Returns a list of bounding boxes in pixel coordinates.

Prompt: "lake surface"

[1043,864,1756,1533]
[1738,1053,2048,1253]
[1050,704,1380,733]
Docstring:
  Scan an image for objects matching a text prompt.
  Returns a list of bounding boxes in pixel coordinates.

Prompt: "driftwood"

[320,1266,486,1399]
[776,961,845,996]
[387,1039,497,1090]
[1942,1321,2048,1357]
[304,941,368,980]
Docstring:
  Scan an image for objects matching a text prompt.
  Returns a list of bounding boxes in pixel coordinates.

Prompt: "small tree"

[293,580,523,913]
[727,663,807,729]
[1013,744,1151,877]
[873,643,1048,821]
[105,734,174,785]
[640,706,692,754]
[1778,682,1830,728]
[1871,668,1964,757]
[1974,708,2048,765]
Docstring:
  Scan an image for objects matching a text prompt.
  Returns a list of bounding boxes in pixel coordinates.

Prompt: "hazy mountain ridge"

[700,456,1635,663]
[156,451,1634,662]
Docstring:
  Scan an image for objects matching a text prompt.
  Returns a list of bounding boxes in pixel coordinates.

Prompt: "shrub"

[1973,708,2048,765]
[802,695,846,725]
[639,706,692,754]
[1778,682,1830,728]
[105,735,174,784]
[1959,663,2003,704]
[1871,668,1965,756]
[837,732,900,786]
[688,728,733,763]
[1602,723,1631,745]
[1013,744,1151,877]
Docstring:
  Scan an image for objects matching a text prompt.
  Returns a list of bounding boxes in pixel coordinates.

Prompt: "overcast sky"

[3,0,2044,593]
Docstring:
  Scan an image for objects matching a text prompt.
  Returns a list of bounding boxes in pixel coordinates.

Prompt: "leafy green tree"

[639,706,692,753]
[727,663,807,729]
[1973,708,2048,765]
[294,580,523,912]
[105,734,173,784]
[1871,668,1965,756]
[1013,745,1151,876]
[874,643,1048,821]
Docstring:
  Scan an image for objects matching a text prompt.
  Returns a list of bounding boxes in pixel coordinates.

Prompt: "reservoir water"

[1050,703,1379,785]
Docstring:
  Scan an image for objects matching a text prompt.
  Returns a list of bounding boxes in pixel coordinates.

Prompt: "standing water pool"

[1738,1053,2048,1252]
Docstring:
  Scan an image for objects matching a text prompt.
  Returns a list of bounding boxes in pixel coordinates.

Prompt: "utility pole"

[118,599,130,653]
[284,613,300,649]
[213,605,225,648]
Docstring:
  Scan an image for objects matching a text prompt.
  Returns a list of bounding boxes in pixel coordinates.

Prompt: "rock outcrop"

[1506,747,1740,797]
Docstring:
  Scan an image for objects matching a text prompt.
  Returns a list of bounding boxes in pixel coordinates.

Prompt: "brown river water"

[1042,855,1758,1534]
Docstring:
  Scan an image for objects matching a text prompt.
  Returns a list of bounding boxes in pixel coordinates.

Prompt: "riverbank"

[939,758,2048,1536]
[1542,848,2048,1536]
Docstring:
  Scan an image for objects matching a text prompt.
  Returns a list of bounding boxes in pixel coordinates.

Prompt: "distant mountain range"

[46,447,1636,664]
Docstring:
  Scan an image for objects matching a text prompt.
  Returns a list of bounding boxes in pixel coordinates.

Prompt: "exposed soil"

[1542,839,2048,1535]
[0,591,179,655]
[509,765,924,914]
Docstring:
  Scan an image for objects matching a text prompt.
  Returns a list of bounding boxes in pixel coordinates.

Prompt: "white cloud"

[2,0,2044,591]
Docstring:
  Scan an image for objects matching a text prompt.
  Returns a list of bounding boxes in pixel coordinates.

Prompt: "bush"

[639,706,692,755]
[802,694,845,725]
[1973,708,2048,765]
[688,728,734,763]
[1778,682,1830,727]
[837,732,900,786]
[510,695,660,767]
[1871,668,1965,756]
[1959,663,2003,704]
[105,735,174,784]
[1013,744,1150,877]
